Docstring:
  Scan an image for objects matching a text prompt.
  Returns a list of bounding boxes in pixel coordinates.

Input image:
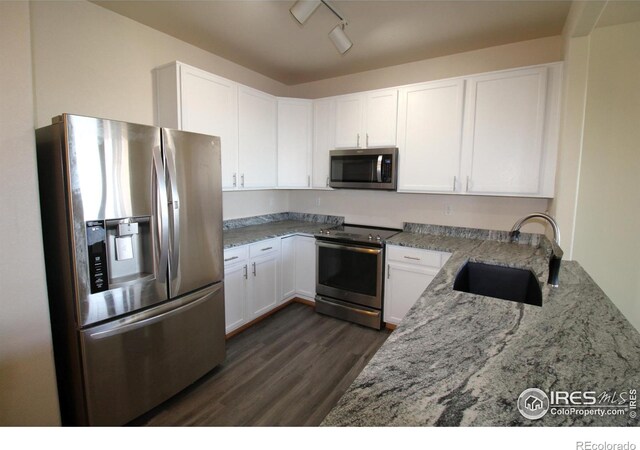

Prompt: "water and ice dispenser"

[86,217,153,294]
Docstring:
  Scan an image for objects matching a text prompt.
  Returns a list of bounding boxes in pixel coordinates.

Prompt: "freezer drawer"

[79,282,225,426]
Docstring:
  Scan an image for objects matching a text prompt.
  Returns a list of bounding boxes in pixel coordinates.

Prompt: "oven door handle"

[376,155,383,183]
[316,240,382,255]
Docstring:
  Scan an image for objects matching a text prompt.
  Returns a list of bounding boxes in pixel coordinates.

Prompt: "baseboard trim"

[225,297,315,339]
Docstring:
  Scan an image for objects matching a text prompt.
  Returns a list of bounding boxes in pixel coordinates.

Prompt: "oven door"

[316,240,383,309]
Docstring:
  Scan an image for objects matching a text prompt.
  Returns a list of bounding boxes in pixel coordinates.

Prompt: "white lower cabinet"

[223,239,280,334]
[384,246,451,326]
[280,235,316,302]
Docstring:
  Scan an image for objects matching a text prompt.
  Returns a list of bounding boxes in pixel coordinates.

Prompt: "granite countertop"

[322,228,640,426]
[223,212,343,249]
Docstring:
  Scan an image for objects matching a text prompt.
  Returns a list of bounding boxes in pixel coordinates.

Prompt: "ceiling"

[94,0,572,85]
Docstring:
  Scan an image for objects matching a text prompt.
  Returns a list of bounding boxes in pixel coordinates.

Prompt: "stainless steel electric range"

[314,224,401,329]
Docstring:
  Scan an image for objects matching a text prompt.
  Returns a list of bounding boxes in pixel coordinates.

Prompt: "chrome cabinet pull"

[241,174,245,188]
[466,176,470,192]
[404,256,420,261]
[366,133,369,147]
[243,265,248,279]
[224,256,239,262]
[252,262,256,276]
[261,247,273,251]
[326,176,329,187]
[233,173,237,187]
[387,264,390,279]
[357,133,360,147]
[308,175,311,187]
[453,176,457,192]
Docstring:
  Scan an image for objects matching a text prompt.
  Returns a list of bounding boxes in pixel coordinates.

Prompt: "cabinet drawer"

[224,246,249,265]
[386,245,444,268]
[249,238,280,258]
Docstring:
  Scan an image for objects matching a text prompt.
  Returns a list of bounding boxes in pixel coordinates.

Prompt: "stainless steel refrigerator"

[36,114,225,426]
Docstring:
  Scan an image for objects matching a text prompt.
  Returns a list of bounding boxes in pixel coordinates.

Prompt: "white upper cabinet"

[277,98,312,188]
[397,79,465,193]
[460,66,554,196]
[154,62,239,190]
[334,89,398,148]
[238,85,278,189]
[312,98,335,188]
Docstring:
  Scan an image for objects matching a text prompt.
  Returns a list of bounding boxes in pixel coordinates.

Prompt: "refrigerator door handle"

[165,145,181,278]
[152,145,169,283]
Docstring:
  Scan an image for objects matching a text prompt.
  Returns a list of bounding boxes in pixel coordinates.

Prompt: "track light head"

[329,22,353,54]
[290,0,321,25]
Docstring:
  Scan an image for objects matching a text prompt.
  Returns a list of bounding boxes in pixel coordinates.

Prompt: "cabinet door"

[224,262,247,334]
[249,253,279,319]
[294,236,316,300]
[238,86,277,189]
[334,94,364,148]
[397,80,465,192]
[180,66,239,190]
[384,262,438,325]
[365,89,398,147]
[462,67,548,195]
[280,236,295,302]
[277,99,312,188]
[312,99,335,188]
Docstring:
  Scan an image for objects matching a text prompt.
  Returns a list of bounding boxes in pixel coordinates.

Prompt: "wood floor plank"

[132,302,391,426]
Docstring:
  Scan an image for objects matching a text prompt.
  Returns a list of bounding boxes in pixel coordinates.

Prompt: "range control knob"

[376,235,382,241]
[319,229,325,234]
[368,234,373,240]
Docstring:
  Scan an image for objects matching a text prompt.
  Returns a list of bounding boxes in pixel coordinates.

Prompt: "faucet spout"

[510,212,563,288]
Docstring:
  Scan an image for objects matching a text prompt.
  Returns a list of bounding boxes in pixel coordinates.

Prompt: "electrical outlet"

[316,197,321,207]
[444,204,453,216]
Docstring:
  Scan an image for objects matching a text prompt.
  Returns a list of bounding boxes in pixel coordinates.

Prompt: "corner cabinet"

[334,89,398,148]
[280,235,316,302]
[384,246,451,326]
[155,62,239,190]
[277,98,313,188]
[312,98,335,188]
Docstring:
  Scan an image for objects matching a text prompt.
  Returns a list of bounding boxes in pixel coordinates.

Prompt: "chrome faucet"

[510,212,564,288]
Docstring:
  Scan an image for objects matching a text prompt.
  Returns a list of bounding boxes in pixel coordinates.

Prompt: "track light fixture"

[290,0,353,54]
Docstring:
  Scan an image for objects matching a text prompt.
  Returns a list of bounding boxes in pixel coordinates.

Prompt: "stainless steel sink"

[453,261,542,306]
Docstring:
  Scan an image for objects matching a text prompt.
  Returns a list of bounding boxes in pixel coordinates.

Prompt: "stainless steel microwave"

[329,148,398,190]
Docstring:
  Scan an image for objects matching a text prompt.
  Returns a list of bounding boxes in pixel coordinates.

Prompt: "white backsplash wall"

[223,190,290,220]
[289,190,550,234]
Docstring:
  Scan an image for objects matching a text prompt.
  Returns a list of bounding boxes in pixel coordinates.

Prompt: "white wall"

[287,35,563,99]
[223,190,289,220]
[30,0,289,129]
[0,1,60,426]
[572,21,640,331]
[290,190,548,232]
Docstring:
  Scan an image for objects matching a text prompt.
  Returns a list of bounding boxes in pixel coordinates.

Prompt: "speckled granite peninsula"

[223,212,343,248]
[322,224,640,426]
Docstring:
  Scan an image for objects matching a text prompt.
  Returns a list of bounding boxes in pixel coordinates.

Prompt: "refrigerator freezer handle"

[152,145,169,283]
[165,145,180,278]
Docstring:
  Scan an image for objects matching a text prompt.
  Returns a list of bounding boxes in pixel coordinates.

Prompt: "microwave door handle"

[376,155,383,183]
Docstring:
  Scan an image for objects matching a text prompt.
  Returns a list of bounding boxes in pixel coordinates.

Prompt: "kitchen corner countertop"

[223,220,327,249]
[322,231,640,426]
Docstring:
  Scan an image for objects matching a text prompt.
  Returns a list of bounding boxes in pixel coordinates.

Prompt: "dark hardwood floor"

[130,302,391,426]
